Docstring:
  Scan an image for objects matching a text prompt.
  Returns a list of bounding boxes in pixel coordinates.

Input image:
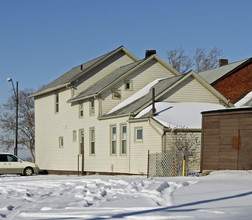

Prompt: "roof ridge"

[199,58,250,74]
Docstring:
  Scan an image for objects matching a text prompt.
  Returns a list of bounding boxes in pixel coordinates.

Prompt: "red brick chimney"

[145,50,156,58]
[219,59,228,67]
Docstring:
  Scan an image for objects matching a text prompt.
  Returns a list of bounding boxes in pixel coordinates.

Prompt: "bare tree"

[167,47,222,73]
[166,48,193,74]
[0,89,35,162]
[166,128,201,172]
[194,48,222,72]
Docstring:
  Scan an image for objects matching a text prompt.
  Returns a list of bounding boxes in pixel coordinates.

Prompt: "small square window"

[135,127,143,142]
[112,90,121,100]
[125,81,132,90]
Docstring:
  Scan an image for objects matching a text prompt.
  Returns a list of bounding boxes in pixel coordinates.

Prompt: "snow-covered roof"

[135,102,225,129]
[235,91,252,107]
[107,78,164,115]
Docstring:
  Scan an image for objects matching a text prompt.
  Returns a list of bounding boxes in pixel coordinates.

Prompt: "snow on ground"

[0,171,252,219]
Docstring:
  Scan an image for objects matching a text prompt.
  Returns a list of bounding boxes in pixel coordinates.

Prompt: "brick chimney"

[219,59,228,67]
[145,50,156,58]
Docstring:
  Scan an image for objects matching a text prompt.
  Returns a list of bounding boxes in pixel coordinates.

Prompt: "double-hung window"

[111,125,117,155]
[121,125,127,154]
[90,128,95,155]
[55,93,59,113]
[90,100,95,116]
[79,103,84,117]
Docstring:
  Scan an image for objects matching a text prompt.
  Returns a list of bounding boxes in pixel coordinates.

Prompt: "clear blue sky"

[0,0,252,105]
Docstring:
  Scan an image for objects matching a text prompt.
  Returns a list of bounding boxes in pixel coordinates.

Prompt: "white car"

[0,152,39,176]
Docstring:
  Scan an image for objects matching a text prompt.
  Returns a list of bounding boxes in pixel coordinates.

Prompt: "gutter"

[29,83,70,98]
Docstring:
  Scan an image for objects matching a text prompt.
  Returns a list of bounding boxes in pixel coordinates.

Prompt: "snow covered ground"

[0,171,252,219]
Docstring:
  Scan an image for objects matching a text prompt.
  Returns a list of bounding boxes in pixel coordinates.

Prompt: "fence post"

[147,150,150,178]
[183,156,186,176]
[172,157,175,177]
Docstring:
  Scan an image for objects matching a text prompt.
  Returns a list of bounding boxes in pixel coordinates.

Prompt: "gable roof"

[68,59,144,102]
[198,58,251,84]
[68,54,180,103]
[103,71,233,118]
[103,75,184,117]
[31,46,139,97]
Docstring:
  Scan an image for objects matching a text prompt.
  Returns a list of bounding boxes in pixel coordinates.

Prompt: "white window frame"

[55,93,59,113]
[110,125,117,155]
[112,90,121,100]
[125,80,133,91]
[59,136,64,148]
[73,130,77,142]
[121,124,127,155]
[79,103,84,117]
[90,100,95,116]
[135,127,143,142]
[90,127,95,155]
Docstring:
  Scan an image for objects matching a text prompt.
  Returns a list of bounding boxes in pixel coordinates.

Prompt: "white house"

[31,46,232,175]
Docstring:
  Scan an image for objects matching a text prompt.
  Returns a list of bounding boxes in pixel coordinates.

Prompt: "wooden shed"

[201,107,252,171]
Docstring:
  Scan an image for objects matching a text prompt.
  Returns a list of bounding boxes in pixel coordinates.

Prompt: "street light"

[7,78,18,156]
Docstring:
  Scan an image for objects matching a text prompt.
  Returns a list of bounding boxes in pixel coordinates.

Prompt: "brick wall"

[212,63,252,103]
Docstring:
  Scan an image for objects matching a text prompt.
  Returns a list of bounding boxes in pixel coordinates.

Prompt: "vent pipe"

[152,88,156,116]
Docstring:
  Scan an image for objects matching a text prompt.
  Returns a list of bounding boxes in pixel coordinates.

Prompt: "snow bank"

[0,171,252,219]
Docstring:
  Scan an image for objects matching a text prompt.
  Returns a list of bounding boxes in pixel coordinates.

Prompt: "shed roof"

[198,58,250,84]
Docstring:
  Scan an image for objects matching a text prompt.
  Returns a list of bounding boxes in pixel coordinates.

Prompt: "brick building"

[199,58,252,104]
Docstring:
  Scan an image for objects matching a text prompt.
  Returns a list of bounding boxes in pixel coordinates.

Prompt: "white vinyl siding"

[75,52,135,94]
[160,77,220,104]
[101,59,176,115]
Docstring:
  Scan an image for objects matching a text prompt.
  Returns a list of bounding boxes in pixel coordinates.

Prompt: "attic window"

[112,90,121,100]
[125,81,132,91]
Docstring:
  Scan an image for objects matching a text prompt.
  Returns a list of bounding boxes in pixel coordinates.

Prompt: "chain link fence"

[148,150,188,177]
